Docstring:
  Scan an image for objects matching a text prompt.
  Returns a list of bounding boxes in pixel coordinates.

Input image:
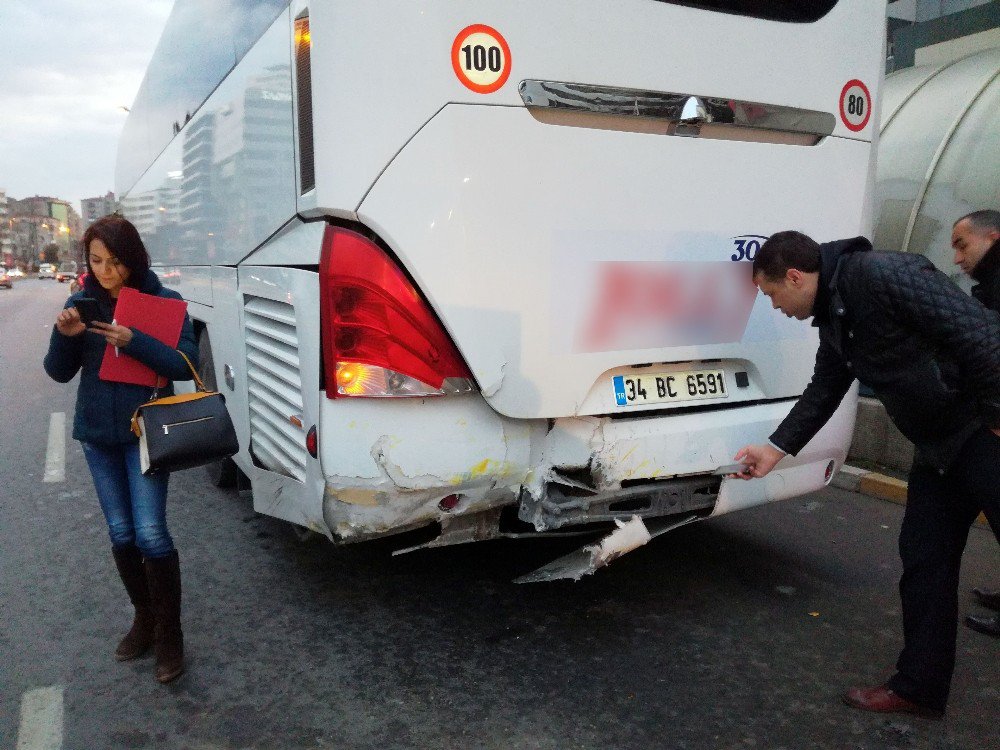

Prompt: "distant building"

[887,0,1000,71]
[81,192,118,227]
[7,196,84,267]
[0,189,13,267]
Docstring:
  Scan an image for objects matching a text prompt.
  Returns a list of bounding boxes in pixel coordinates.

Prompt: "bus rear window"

[651,1,837,23]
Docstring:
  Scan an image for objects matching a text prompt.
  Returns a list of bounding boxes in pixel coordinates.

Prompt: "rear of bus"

[303,0,885,541]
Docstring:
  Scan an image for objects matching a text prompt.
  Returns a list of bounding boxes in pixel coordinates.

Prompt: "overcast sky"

[0,1,174,213]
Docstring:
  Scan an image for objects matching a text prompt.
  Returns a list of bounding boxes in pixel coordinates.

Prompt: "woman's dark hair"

[81,214,150,288]
[752,230,821,281]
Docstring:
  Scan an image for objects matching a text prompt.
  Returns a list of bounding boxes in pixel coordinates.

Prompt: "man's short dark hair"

[82,214,150,289]
[954,209,1000,234]
[752,231,821,281]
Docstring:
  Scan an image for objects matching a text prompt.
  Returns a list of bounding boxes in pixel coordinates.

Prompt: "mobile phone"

[73,297,109,326]
[713,463,751,476]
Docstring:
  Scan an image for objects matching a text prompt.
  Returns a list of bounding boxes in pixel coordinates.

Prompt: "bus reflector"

[319,226,475,399]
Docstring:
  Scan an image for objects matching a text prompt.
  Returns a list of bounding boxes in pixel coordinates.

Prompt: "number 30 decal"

[731,234,768,262]
[452,25,512,94]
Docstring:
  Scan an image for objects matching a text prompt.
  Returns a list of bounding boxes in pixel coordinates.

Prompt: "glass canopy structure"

[874,45,1000,284]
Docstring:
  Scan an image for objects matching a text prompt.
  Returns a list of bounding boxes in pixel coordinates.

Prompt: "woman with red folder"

[43,215,198,684]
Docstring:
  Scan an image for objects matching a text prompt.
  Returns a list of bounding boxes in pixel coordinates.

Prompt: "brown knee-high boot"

[144,551,185,683]
[111,545,155,661]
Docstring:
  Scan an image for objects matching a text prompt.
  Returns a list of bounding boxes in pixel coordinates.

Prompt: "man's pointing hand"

[731,444,786,480]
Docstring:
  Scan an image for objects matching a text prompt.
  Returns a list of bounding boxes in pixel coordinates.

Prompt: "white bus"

[118,0,885,575]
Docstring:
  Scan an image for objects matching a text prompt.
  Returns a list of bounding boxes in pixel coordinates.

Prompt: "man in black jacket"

[733,231,1000,719]
[951,209,1000,638]
[953,209,1000,312]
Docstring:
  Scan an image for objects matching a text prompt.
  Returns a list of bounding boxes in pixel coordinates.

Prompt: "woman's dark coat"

[43,270,198,446]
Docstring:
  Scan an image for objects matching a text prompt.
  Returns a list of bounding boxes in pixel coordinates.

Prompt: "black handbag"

[130,352,239,475]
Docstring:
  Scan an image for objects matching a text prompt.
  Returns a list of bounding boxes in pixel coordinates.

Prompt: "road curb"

[833,465,989,527]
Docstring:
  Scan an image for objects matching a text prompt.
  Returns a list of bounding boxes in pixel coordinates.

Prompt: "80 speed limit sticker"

[839,79,872,132]
[451,24,511,94]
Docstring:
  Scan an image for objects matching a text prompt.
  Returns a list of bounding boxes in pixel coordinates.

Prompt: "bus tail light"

[319,226,475,399]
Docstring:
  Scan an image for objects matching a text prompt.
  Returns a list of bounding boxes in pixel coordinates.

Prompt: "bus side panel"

[237,263,328,535]
[121,8,296,268]
[203,267,255,479]
[152,266,213,308]
[238,218,324,267]
[175,259,328,535]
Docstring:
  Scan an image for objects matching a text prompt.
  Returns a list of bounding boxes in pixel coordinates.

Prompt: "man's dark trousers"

[887,427,1000,710]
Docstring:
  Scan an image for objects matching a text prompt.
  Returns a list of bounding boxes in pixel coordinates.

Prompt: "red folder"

[98,287,188,387]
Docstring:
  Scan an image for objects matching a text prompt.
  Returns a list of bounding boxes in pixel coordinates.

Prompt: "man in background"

[951,209,1000,638]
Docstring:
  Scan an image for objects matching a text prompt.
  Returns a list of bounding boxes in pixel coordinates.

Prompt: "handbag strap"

[178,351,207,392]
[151,351,207,400]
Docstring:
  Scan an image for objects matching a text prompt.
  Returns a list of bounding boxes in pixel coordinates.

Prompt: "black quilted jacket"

[971,238,1000,312]
[770,237,1000,472]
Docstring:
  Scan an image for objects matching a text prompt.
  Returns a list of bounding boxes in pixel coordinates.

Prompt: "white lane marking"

[43,413,66,483]
[16,686,64,750]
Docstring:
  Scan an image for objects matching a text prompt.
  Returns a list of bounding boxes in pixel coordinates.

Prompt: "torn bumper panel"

[318,384,857,542]
[318,394,543,540]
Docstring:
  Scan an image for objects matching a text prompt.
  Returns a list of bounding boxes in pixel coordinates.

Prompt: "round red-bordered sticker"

[451,24,511,94]
[839,79,872,132]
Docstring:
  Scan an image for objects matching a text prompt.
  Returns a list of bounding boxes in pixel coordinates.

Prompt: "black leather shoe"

[965,613,1000,638]
[973,587,1000,612]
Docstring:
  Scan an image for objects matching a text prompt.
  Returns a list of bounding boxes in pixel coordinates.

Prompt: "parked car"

[37,263,57,279]
[56,261,79,283]
[0,269,11,289]
[7,267,25,278]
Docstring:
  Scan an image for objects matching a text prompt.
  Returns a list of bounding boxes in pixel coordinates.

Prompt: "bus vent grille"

[244,296,307,481]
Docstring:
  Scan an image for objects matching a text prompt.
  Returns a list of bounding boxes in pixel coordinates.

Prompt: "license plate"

[613,369,728,407]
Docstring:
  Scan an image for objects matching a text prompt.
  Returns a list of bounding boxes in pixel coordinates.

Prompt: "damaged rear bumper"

[318,384,858,548]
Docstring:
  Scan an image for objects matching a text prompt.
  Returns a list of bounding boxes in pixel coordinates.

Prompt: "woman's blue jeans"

[82,441,174,558]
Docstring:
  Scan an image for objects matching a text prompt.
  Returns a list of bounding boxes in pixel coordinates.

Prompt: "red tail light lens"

[306,425,318,458]
[319,226,475,399]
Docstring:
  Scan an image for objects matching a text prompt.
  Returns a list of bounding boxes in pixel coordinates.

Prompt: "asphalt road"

[1,278,997,750]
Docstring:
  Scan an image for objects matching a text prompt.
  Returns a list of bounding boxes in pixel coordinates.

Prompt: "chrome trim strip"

[519,80,836,139]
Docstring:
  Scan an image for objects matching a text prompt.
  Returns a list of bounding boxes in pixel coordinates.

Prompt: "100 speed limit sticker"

[839,79,871,132]
[451,24,511,94]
